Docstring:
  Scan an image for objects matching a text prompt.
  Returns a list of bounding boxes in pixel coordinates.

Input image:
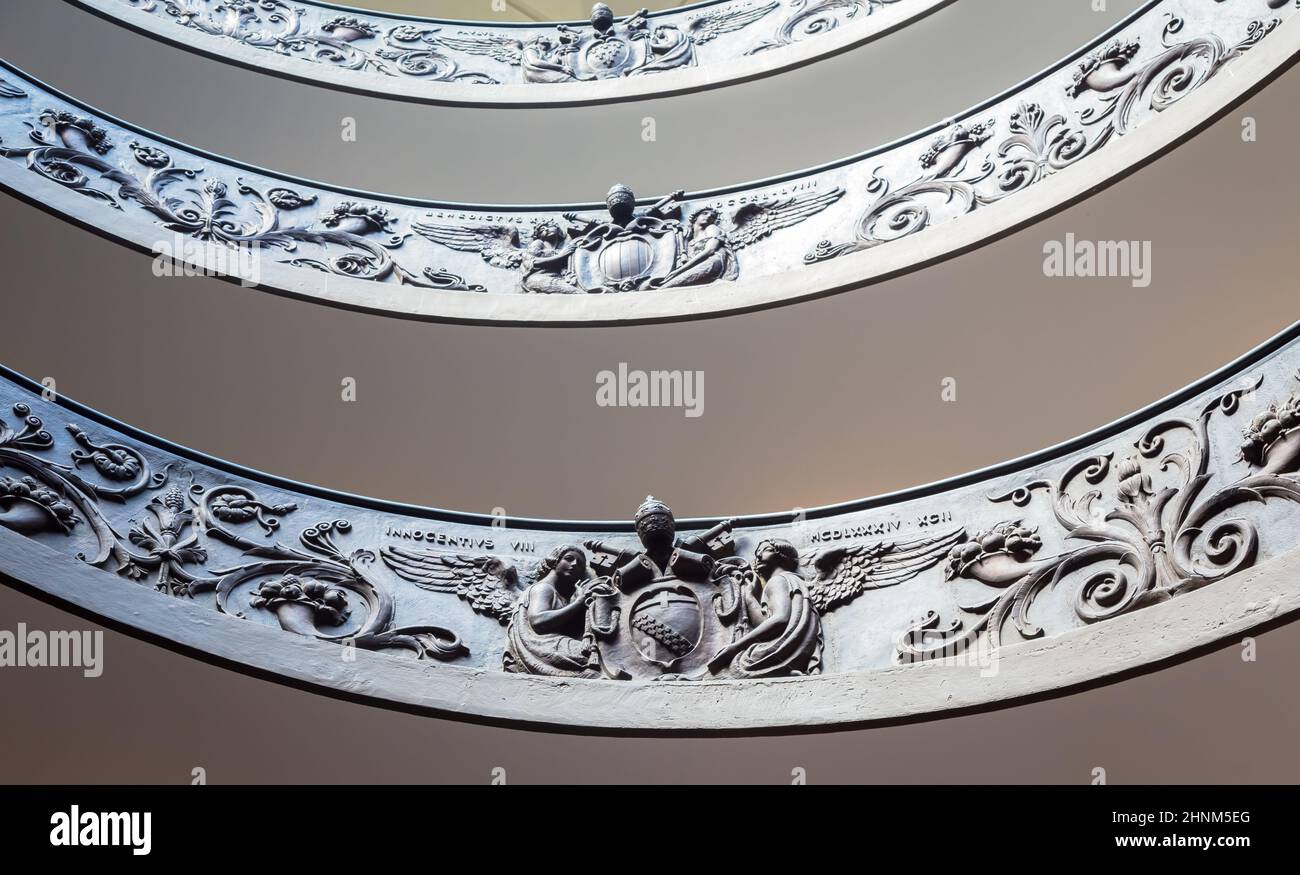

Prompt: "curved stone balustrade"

[68,0,957,107]
[3,324,1300,731]
[3,0,1299,325]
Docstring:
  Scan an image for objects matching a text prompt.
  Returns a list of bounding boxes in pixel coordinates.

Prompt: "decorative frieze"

[2,320,1300,728]
[3,0,1296,324]
[70,0,954,105]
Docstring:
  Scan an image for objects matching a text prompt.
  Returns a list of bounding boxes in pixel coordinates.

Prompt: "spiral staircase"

[1,0,1299,775]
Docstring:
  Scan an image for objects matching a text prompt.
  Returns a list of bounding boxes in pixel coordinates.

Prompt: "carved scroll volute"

[0,404,169,566]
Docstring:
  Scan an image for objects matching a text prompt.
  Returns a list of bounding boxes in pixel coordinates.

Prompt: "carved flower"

[37,161,83,185]
[1240,394,1300,467]
[203,178,228,200]
[945,520,1040,580]
[389,25,433,43]
[267,188,317,210]
[330,252,381,276]
[129,142,171,168]
[120,488,208,593]
[209,493,297,525]
[322,201,394,235]
[1008,103,1046,135]
[1115,456,1154,506]
[251,574,351,626]
[38,109,112,154]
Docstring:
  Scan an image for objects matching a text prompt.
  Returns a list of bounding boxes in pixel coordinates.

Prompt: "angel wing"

[380,546,531,624]
[726,187,846,250]
[688,1,780,45]
[0,77,25,99]
[432,32,525,66]
[411,221,528,271]
[804,528,966,613]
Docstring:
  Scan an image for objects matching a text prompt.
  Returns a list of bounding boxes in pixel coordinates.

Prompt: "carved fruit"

[333,217,373,235]
[54,123,95,153]
[961,552,1037,586]
[324,19,376,42]
[0,497,63,535]
[926,141,977,178]
[268,601,322,637]
[1081,59,1136,94]
[1259,427,1300,476]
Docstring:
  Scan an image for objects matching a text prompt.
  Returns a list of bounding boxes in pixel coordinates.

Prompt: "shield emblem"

[629,585,703,669]
[598,237,653,284]
[583,37,635,75]
[573,226,680,292]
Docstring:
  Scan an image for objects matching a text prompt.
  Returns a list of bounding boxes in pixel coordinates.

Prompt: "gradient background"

[0,0,1298,782]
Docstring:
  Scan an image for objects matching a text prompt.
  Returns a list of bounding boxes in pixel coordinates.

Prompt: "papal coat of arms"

[381,496,964,680]
[435,3,782,84]
[413,183,844,294]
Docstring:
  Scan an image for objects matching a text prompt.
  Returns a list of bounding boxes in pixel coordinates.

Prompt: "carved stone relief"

[71,0,950,104]
[3,322,1300,693]
[3,0,1297,324]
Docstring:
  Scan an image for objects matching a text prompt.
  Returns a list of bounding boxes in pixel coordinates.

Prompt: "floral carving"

[119,488,208,593]
[2,345,1300,686]
[109,0,805,89]
[807,12,1284,264]
[748,0,903,54]
[0,121,484,292]
[0,404,162,562]
[0,475,79,534]
[3,1,1294,311]
[899,375,1300,662]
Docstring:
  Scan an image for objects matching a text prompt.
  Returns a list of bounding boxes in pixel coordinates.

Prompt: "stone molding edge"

[67,0,959,108]
[2,321,1300,731]
[1,1,1297,325]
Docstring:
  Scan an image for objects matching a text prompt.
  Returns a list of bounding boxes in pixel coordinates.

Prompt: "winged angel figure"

[686,2,783,46]
[653,189,845,288]
[801,529,969,613]
[706,529,965,677]
[431,3,780,83]
[411,185,844,294]
[382,543,617,677]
